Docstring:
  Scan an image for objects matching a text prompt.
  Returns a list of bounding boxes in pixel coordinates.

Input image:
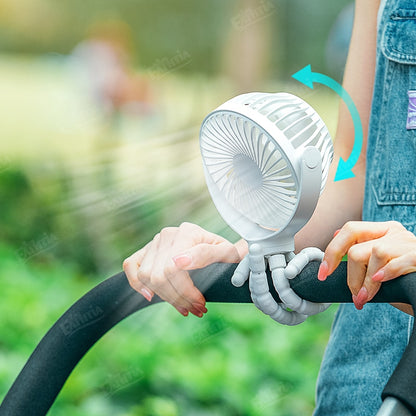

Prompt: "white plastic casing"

[200,92,333,255]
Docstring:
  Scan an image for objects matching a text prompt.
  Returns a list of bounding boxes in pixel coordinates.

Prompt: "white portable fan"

[199,92,334,325]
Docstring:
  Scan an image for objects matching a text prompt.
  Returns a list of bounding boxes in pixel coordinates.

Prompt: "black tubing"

[1,261,416,415]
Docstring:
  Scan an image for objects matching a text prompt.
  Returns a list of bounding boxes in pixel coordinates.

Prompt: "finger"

[192,225,230,245]
[162,267,206,317]
[162,255,207,314]
[157,226,207,313]
[346,242,372,309]
[130,280,154,302]
[143,223,221,316]
[158,225,220,313]
[135,234,161,291]
[373,253,416,283]
[140,235,202,317]
[123,244,154,301]
[156,232,207,317]
[169,223,237,270]
[321,221,390,280]
[177,222,227,246]
[123,247,146,283]
[357,244,387,307]
[173,242,241,270]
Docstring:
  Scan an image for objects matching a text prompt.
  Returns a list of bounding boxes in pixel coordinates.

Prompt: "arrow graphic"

[292,64,363,182]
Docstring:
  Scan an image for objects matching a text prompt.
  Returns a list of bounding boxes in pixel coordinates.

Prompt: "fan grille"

[200,111,298,230]
[228,92,333,193]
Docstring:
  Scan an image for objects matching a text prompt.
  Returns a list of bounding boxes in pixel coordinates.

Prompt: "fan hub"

[232,154,263,190]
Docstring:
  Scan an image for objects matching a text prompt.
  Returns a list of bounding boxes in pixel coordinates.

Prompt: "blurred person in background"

[71,19,154,120]
[123,0,416,414]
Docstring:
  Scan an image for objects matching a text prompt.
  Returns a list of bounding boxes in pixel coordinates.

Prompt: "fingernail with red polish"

[352,294,358,307]
[191,309,204,318]
[193,303,207,314]
[172,254,192,268]
[372,269,385,282]
[356,287,368,306]
[352,294,363,310]
[318,261,329,281]
[333,229,341,238]
[177,307,189,317]
[140,288,153,302]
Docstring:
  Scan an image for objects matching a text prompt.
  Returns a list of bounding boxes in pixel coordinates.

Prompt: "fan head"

[200,92,333,253]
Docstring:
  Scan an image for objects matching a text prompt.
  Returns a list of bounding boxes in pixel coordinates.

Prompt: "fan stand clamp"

[232,244,331,326]
[231,148,331,325]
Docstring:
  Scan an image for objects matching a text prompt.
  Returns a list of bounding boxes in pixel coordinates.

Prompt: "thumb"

[173,242,240,270]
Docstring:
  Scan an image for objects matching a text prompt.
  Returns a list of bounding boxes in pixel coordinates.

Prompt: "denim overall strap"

[314,0,415,414]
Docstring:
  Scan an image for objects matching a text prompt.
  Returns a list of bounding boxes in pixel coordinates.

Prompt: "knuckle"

[344,221,356,233]
[179,221,198,232]
[347,245,362,261]
[164,263,178,277]
[137,268,150,285]
[122,257,131,270]
[372,244,386,260]
[149,273,166,289]
[388,220,402,229]
[403,252,416,270]
[160,227,176,238]
[405,230,416,241]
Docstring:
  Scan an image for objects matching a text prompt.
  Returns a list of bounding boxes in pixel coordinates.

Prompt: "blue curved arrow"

[292,65,363,182]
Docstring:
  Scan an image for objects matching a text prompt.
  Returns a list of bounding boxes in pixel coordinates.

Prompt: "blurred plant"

[0,168,56,250]
[0,165,160,274]
[0,0,352,79]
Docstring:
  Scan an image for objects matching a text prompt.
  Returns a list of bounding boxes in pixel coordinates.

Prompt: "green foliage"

[0,168,54,244]
[0,242,335,415]
[0,164,169,275]
[0,166,335,415]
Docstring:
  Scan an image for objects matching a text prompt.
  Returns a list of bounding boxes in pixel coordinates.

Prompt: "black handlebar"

[1,261,416,415]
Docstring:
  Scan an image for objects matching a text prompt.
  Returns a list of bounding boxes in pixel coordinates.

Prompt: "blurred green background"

[0,0,353,414]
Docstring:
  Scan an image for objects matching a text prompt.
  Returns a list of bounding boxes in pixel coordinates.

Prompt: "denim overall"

[314,0,416,414]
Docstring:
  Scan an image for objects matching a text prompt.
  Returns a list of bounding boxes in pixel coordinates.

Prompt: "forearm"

[295,0,379,251]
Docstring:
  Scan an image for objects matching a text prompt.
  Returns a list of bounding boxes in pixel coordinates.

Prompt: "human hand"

[318,221,416,313]
[123,222,243,317]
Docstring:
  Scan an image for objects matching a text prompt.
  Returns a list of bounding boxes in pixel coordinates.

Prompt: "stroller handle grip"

[1,261,415,415]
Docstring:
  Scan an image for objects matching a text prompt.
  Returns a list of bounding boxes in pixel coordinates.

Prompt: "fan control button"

[303,147,320,169]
